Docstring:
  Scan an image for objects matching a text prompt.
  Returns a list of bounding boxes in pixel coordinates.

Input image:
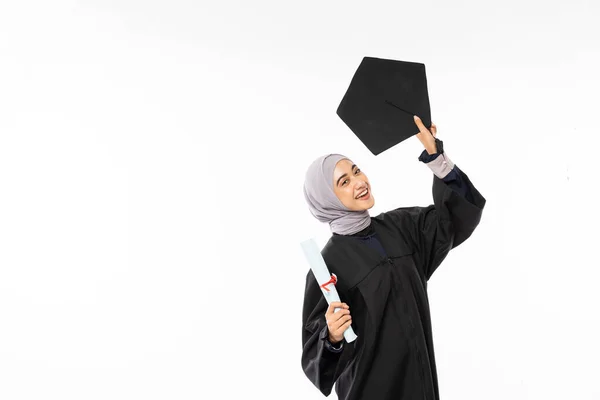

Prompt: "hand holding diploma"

[300,238,358,343]
[326,302,352,344]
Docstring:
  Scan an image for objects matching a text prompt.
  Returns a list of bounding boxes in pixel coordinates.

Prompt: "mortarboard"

[336,57,433,156]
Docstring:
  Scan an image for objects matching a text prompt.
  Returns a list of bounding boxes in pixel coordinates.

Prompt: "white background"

[1,1,599,399]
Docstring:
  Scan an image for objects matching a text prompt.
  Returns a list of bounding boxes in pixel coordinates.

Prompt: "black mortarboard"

[336,57,432,155]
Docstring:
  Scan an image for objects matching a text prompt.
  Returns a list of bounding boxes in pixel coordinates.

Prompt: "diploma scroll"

[300,238,357,343]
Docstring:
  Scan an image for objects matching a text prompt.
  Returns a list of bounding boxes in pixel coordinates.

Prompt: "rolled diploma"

[300,238,357,343]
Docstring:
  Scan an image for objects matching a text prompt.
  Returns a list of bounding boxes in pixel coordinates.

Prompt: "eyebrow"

[336,164,357,186]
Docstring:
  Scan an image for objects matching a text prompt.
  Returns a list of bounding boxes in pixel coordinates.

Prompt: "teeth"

[356,189,368,199]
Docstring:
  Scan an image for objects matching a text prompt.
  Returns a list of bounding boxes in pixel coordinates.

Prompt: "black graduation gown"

[301,167,486,400]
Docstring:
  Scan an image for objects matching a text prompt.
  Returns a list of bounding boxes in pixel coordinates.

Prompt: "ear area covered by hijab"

[303,154,371,235]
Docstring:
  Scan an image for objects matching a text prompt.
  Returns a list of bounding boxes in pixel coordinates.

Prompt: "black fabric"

[418,139,445,162]
[301,167,486,400]
[324,338,344,353]
[337,57,433,155]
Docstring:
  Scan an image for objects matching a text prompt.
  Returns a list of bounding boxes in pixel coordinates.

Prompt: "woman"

[301,116,486,400]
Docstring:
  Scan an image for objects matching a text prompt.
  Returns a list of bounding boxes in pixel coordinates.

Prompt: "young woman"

[301,116,486,400]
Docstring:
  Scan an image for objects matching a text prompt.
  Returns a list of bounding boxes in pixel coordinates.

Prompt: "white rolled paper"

[300,238,357,343]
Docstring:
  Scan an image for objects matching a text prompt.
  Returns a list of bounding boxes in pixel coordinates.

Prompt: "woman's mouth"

[356,188,370,200]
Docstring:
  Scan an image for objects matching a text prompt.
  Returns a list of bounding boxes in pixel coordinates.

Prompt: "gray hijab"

[303,153,371,235]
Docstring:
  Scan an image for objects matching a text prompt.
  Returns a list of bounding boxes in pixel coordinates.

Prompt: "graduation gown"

[301,167,486,400]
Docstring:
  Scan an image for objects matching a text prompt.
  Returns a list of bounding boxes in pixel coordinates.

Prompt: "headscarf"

[303,153,371,235]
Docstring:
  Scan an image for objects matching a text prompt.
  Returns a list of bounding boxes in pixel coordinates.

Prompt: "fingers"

[326,302,348,315]
[325,302,352,342]
[339,319,352,330]
[331,313,352,333]
[413,115,429,133]
[326,302,351,326]
[430,123,437,136]
[327,313,352,338]
[327,308,350,324]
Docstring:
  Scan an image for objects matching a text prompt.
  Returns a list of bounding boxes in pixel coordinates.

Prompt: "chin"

[356,198,375,211]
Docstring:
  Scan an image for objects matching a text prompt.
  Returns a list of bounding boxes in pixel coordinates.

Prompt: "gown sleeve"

[301,270,352,396]
[387,162,486,281]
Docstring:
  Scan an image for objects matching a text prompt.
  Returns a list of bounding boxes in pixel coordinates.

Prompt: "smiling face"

[332,159,375,211]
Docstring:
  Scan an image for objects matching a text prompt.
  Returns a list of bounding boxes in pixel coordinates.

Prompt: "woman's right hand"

[325,302,351,344]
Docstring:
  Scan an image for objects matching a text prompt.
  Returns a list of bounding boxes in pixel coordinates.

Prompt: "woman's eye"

[355,169,361,174]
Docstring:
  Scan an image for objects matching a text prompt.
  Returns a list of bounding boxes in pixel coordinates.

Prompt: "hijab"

[303,153,371,235]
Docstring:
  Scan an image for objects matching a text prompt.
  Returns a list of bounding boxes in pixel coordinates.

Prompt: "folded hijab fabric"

[303,154,371,235]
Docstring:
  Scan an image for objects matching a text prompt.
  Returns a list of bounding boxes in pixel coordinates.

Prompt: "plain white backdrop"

[1,1,599,399]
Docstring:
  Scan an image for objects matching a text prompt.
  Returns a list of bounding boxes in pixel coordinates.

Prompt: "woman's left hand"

[414,115,438,155]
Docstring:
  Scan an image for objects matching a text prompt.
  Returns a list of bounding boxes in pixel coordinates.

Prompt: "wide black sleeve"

[388,166,486,280]
[301,270,352,396]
